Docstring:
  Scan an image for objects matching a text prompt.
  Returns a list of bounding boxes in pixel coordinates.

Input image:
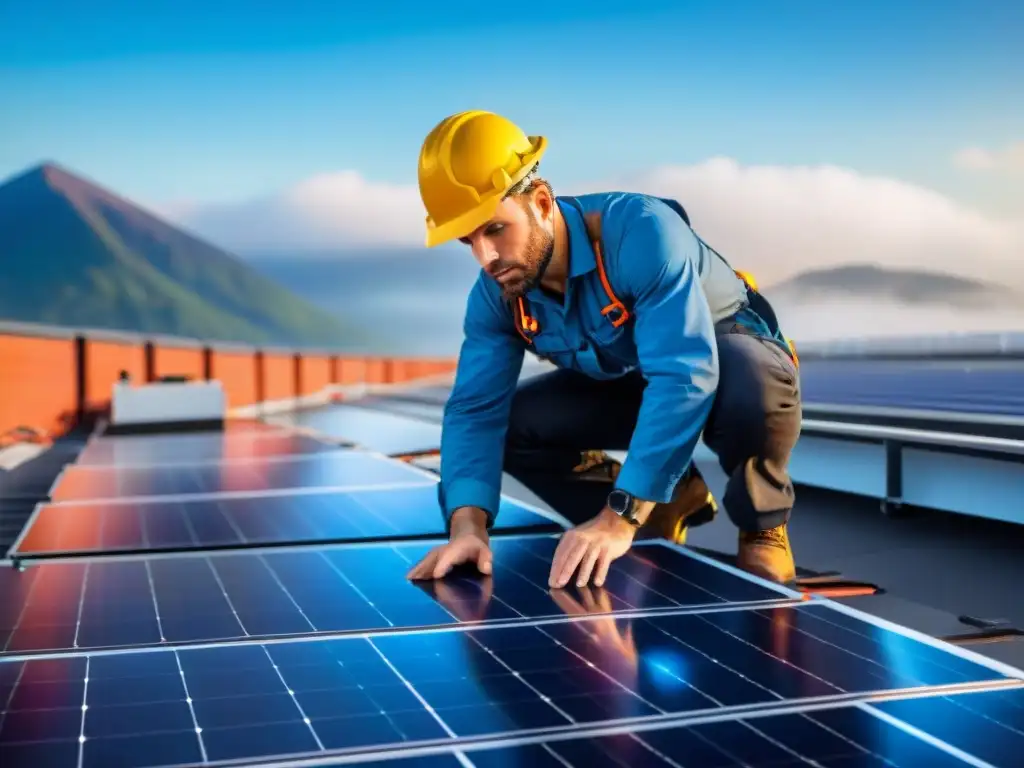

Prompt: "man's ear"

[530,183,555,223]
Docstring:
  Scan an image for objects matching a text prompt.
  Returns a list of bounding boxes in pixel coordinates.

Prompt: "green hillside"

[0,162,372,349]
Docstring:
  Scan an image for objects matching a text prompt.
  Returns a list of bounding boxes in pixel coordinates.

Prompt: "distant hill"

[763,263,1021,308]
[0,162,372,349]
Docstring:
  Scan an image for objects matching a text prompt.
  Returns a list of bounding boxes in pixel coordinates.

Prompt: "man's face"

[459,191,554,300]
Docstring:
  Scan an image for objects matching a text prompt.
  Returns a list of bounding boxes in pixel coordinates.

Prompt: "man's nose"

[472,240,499,268]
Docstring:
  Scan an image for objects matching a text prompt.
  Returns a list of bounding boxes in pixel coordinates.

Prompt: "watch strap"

[608,488,642,526]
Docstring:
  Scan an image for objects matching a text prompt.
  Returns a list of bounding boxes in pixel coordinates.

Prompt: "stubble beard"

[500,218,555,302]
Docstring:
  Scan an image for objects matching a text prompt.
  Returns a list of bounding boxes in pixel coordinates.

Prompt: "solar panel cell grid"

[49,451,434,502]
[801,363,1024,416]
[75,428,325,467]
[0,604,1018,768]
[0,537,792,655]
[3,424,1024,768]
[10,487,559,561]
[345,697,1016,767]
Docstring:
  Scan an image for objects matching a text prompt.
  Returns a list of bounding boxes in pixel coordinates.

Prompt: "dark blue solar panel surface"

[800,360,1024,416]
[870,686,1024,767]
[340,692,1024,767]
[12,485,561,559]
[0,604,1017,767]
[3,423,1024,768]
[367,361,1024,419]
[0,536,793,655]
[274,404,443,455]
[75,427,336,467]
[50,450,430,502]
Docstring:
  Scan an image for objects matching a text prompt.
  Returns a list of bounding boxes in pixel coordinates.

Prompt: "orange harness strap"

[513,297,538,344]
[512,210,798,367]
[582,212,631,328]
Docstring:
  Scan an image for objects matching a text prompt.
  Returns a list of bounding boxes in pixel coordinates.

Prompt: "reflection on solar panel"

[332,688,1024,767]
[1,423,1022,768]
[0,602,1020,767]
[49,450,426,502]
[9,486,562,561]
[76,429,340,467]
[272,404,443,456]
[0,536,794,654]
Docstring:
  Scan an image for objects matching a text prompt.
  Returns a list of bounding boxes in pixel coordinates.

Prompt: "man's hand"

[406,506,492,580]
[548,507,637,589]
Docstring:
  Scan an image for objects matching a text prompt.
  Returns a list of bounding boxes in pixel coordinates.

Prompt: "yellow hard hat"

[417,110,547,247]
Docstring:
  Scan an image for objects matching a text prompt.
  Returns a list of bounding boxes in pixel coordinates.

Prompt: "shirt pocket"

[530,331,574,366]
[584,309,634,364]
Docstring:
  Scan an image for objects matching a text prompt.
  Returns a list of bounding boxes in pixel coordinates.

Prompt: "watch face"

[608,489,631,515]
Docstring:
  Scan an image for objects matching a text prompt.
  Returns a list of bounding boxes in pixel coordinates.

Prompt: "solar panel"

[7,486,563,561]
[0,536,795,655]
[3,423,1024,768]
[47,450,435,503]
[272,404,443,456]
[0,595,1019,768]
[306,688,1024,767]
[75,428,339,468]
[802,361,1024,416]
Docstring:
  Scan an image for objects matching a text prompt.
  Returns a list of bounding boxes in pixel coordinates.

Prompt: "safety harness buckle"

[601,301,631,328]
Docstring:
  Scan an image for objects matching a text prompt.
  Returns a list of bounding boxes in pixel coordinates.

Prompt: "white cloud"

[163,156,1024,291]
[579,157,1024,288]
[166,170,426,251]
[952,142,1024,174]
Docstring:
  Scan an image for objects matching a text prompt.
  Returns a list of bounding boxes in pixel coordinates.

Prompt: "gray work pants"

[502,323,803,531]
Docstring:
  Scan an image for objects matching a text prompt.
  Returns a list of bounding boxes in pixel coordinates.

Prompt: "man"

[406,110,801,589]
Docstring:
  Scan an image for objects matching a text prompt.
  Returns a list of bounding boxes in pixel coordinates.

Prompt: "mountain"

[763,263,1021,308]
[762,263,1024,341]
[0,162,373,349]
[247,248,482,356]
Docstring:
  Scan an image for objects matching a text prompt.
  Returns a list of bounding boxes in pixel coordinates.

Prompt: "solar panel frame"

[67,445,360,472]
[240,685,1024,767]
[267,405,444,457]
[0,535,802,657]
[47,449,430,503]
[72,426,341,469]
[5,414,1024,768]
[0,590,1021,768]
[5,485,569,563]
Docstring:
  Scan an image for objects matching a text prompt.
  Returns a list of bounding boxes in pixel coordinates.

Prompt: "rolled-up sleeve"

[438,275,526,527]
[610,200,719,502]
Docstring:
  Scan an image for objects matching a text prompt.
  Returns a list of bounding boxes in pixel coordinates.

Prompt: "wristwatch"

[606,488,642,526]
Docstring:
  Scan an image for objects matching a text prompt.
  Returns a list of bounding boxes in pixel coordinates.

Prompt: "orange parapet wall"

[0,322,458,443]
[0,330,78,441]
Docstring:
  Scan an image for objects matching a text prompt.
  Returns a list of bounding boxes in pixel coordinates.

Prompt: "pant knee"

[722,456,794,531]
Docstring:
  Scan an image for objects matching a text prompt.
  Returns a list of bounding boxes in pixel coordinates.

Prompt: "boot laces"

[742,525,788,550]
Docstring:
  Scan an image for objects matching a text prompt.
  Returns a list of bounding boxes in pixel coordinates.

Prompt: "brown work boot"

[570,450,621,482]
[641,465,718,544]
[737,524,796,584]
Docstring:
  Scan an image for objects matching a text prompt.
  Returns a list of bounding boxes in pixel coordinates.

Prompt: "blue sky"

[2,0,1022,217]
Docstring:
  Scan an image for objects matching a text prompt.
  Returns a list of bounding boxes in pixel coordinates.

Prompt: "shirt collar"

[558,198,597,279]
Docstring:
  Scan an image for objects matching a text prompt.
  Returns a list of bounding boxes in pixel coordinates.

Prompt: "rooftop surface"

[0,356,1022,767]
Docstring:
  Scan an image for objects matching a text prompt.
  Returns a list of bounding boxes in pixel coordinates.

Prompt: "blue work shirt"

[439,191,742,526]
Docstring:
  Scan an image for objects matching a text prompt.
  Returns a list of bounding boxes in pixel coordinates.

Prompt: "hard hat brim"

[422,136,547,248]
[424,195,502,248]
